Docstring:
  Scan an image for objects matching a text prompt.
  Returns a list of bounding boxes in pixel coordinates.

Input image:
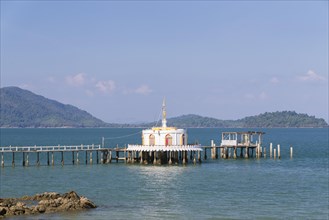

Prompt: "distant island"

[0,87,327,128]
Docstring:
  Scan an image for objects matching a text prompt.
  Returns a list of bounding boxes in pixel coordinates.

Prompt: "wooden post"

[270,143,273,158]
[198,150,201,163]
[109,150,112,163]
[47,152,50,166]
[193,151,196,164]
[77,152,79,164]
[290,146,293,159]
[233,147,237,159]
[22,152,25,166]
[182,151,186,165]
[72,151,75,165]
[36,152,40,166]
[97,151,99,164]
[90,151,93,164]
[12,152,15,167]
[51,152,54,166]
[61,151,64,166]
[274,148,276,159]
[277,144,281,159]
[204,148,207,160]
[85,151,88,164]
[101,152,104,164]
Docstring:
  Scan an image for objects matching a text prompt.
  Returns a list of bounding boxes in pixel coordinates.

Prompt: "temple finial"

[162,97,167,128]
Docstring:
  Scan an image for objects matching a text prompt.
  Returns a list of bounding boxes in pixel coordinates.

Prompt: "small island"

[0,191,96,218]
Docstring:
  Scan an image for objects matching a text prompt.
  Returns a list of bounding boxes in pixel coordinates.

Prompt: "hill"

[0,87,109,127]
[1,86,327,128]
[238,111,328,128]
[139,112,327,128]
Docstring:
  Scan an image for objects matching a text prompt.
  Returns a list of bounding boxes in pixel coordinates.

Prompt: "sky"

[1,1,328,123]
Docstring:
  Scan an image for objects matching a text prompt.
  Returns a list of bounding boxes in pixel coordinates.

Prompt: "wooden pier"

[0,144,130,167]
[0,131,292,167]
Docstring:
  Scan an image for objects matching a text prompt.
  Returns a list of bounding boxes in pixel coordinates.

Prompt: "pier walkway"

[0,142,292,167]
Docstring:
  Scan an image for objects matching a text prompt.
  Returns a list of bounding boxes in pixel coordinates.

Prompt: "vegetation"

[0,87,109,127]
[1,87,327,128]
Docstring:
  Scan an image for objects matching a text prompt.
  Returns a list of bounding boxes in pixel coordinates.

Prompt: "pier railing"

[0,144,102,152]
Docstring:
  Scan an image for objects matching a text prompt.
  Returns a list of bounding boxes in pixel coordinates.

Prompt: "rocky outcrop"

[0,191,96,218]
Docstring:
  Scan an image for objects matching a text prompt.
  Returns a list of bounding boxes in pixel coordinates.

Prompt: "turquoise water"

[0,128,328,219]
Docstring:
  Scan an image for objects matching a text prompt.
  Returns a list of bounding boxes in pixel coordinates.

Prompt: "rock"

[80,197,97,209]
[62,191,80,200]
[0,191,96,217]
[0,207,7,215]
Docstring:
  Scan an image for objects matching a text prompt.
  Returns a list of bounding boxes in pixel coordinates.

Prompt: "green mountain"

[0,86,109,127]
[1,86,327,128]
[146,112,327,128]
[238,111,328,128]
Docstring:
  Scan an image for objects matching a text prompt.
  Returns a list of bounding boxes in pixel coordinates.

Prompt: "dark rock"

[0,207,7,215]
[0,191,96,217]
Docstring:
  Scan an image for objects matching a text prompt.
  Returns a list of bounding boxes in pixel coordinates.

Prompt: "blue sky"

[1,1,328,123]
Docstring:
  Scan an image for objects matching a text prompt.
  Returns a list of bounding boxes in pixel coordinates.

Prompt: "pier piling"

[277,144,281,159]
[290,146,293,159]
[274,148,276,160]
[1,152,4,167]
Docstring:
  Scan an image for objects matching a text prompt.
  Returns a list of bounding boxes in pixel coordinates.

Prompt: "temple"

[127,98,202,164]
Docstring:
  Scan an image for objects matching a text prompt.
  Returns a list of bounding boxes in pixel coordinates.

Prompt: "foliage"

[1,87,327,128]
[0,87,109,127]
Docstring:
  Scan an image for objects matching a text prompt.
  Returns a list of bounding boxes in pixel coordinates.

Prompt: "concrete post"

[27,152,30,166]
[264,147,266,158]
[153,151,157,165]
[1,152,4,167]
[274,148,276,159]
[277,144,281,159]
[245,147,249,159]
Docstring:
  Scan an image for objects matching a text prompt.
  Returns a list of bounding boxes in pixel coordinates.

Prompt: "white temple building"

[127,99,202,164]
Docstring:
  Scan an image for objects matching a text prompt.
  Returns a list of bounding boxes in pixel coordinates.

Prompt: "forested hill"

[0,86,109,127]
[160,112,327,128]
[238,111,328,128]
[1,87,327,128]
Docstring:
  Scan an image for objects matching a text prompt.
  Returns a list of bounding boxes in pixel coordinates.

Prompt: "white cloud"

[259,91,268,100]
[298,70,326,82]
[270,77,280,84]
[95,80,116,93]
[65,73,86,87]
[135,85,152,95]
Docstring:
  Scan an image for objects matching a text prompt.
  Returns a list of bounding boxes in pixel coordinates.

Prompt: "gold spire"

[162,97,167,128]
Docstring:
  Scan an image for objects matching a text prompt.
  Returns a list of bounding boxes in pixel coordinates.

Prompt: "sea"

[0,128,328,220]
